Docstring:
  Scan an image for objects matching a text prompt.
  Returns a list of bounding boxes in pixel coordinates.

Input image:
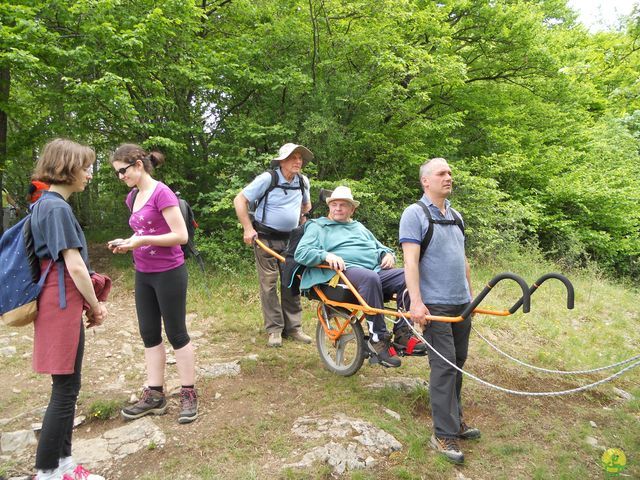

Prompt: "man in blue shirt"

[399,157,480,464]
[234,143,313,347]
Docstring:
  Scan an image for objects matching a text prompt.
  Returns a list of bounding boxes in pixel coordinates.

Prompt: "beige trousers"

[253,237,302,335]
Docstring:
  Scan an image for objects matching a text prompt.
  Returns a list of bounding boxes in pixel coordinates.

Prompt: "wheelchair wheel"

[315,304,366,377]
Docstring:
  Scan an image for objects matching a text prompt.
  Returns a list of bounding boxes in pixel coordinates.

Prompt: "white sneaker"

[34,469,59,480]
[57,456,75,475]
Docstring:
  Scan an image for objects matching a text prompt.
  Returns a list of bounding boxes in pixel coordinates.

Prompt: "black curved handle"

[319,188,333,203]
[460,272,531,318]
[510,273,575,312]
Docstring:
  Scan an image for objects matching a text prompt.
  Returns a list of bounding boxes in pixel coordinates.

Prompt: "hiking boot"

[121,387,167,420]
[268,332,282,347]
[393,324,427,355]
[430,434,464,464]
[288,329,312,344]
[178,387,198,424]
[458,420,481,440]
[61,465,105,480]
[368,334,401,368]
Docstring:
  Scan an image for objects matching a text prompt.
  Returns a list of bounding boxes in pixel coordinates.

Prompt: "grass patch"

[0,460,17,478]
[87,398,122,420]
[489,443,529,456]
[281,466,332,479]
[391,467,423,480]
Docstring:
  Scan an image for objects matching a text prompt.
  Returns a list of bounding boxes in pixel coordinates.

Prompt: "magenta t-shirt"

[126,182,184,273]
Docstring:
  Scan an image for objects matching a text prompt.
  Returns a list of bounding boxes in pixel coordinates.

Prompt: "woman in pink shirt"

[108,144,197,424]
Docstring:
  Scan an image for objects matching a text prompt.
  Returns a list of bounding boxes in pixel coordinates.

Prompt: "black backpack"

[415,202,465,260]
[281,188,334,295]
[129,188,205,272]
[249,169,308,225]
[281,224,307,296]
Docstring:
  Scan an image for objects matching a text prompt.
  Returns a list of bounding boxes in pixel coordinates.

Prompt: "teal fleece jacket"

[294,217,393,290]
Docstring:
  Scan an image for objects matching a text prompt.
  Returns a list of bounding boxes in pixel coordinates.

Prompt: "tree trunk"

[0,65,10,235]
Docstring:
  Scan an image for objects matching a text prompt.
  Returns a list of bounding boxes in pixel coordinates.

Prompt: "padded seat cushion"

[304,283,359,304]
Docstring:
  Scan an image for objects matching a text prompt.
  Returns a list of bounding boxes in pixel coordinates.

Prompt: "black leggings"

[135,263,190,350]
[35,324,84,470]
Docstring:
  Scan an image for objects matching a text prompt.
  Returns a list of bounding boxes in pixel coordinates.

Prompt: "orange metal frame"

[254,239,511,342]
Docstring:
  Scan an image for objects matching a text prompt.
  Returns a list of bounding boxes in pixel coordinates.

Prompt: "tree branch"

[204,0,233,17]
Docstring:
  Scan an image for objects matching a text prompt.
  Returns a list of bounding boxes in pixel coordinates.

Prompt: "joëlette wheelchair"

[255,237,575,377]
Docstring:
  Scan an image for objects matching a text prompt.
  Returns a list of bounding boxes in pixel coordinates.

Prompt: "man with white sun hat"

[234,143,314,347]
[294,186,427,368]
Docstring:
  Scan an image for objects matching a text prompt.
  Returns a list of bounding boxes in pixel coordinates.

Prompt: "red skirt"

[32,261,84,375]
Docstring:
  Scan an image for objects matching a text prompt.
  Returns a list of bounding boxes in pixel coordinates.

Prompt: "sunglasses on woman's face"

[115,163,135,177]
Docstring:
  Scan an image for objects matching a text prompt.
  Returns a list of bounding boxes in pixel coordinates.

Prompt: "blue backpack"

[0,215,53,327]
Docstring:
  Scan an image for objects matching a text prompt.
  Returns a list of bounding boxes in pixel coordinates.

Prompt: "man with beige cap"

[234,143,314,347]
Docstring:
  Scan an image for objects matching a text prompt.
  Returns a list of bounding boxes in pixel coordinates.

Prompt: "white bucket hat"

[270,143,314,168]
[325,186,360,208]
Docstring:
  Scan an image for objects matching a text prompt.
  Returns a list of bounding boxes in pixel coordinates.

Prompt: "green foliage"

[2,0,640,277]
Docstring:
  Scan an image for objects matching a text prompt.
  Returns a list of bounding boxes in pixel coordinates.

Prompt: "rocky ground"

[0,309,425,480]
[1,247,638,480]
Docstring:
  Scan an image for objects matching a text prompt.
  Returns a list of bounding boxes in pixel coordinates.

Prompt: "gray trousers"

[253,236,302,335]
[423,303,471,438]
[343,267,406,341]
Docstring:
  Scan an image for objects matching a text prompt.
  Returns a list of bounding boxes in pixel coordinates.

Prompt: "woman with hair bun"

[108,143,197,424]
[30,138,107,480]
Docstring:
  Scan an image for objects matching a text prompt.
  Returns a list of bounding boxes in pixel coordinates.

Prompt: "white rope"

[472,325,640,375]
[395,313,640,397]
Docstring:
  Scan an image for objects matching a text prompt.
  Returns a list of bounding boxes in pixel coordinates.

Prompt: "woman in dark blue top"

[30,139,107,480]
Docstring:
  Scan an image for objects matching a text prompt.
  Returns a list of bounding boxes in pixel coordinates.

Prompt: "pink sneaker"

[61,465,105,480]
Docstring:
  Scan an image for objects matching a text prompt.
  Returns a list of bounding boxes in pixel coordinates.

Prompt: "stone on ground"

[284,414,402,475]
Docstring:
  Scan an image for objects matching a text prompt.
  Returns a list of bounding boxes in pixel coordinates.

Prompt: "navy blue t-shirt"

[31,190,90,269]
